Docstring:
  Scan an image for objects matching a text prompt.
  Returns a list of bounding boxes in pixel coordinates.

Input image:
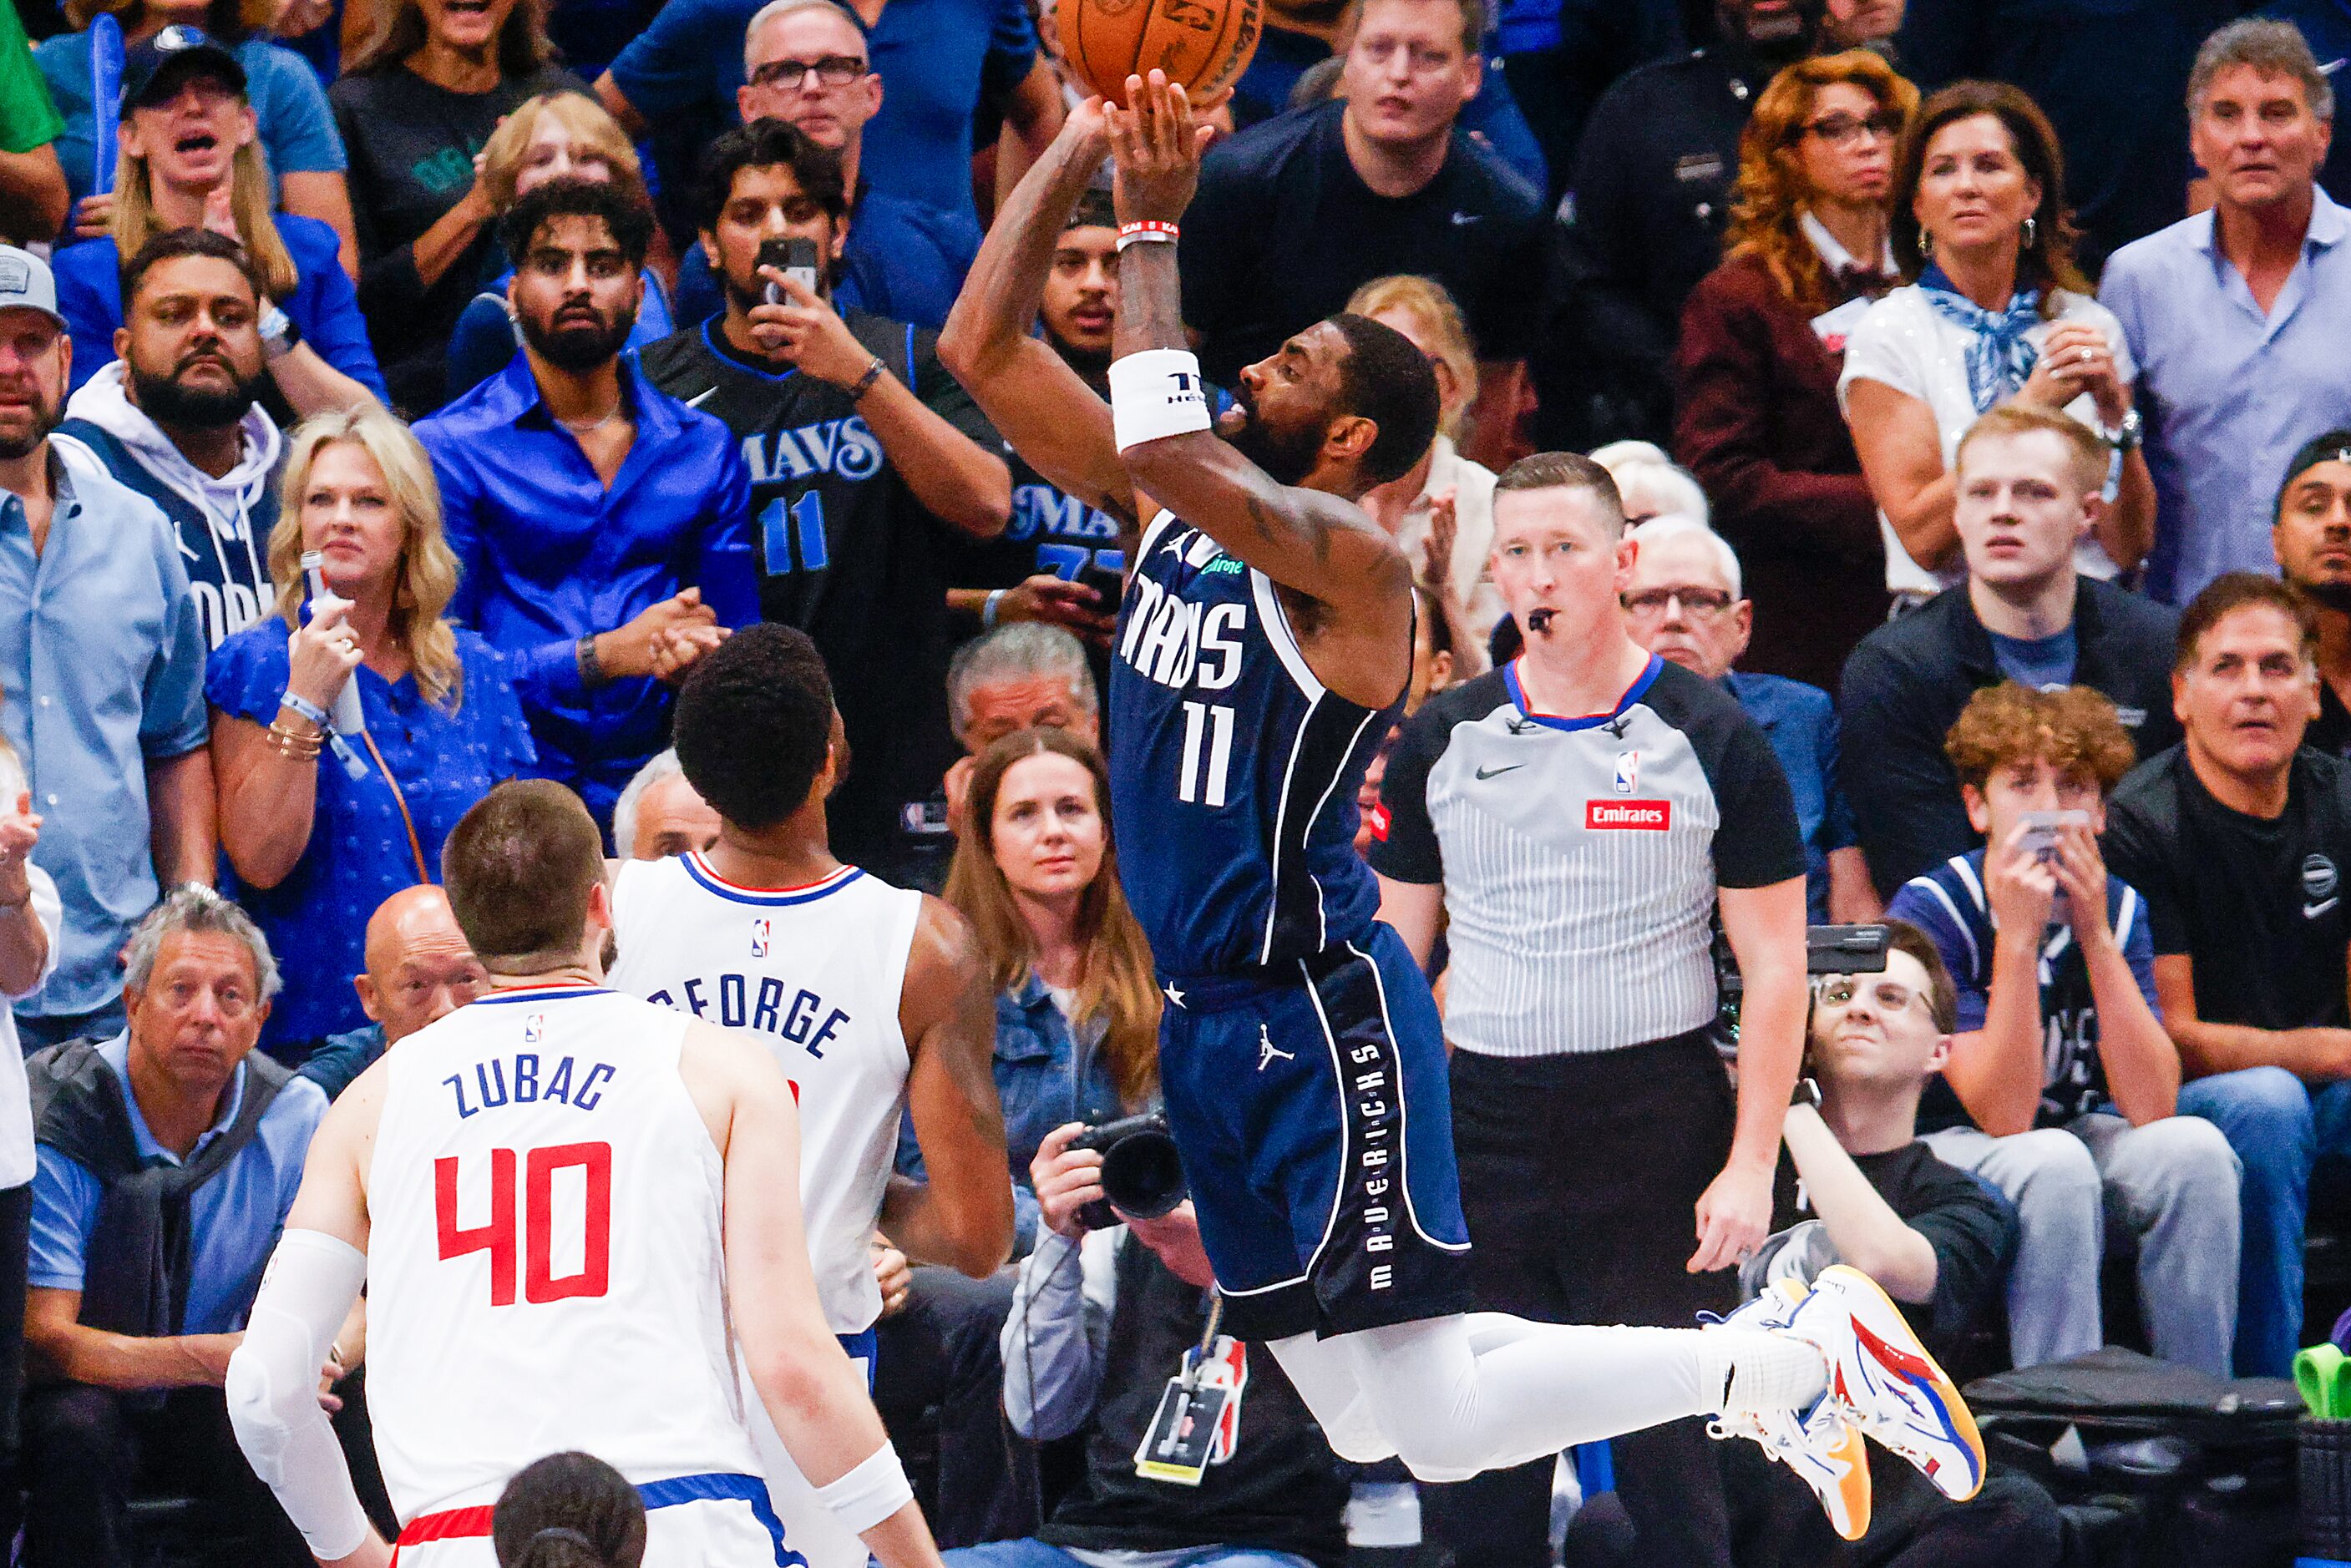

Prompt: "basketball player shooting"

[221,781,946,1568]
[942,76,1986,1538]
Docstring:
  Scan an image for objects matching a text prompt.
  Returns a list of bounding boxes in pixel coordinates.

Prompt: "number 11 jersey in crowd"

[1108,511,1397,976]
[363,984,761,1523]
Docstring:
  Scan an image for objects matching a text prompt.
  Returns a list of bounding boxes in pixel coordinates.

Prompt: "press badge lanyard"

[1135,1290,1228,1487]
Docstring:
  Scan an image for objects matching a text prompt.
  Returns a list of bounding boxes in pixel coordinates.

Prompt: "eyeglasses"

[1817,978,1924,1012]
[747,54,869,90]
[1620,586,1735,619]
[1798,111,1900,148]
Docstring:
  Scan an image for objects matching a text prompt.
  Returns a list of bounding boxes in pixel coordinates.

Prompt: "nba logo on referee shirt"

[1614,751,1639,794]
[750,918,771,959]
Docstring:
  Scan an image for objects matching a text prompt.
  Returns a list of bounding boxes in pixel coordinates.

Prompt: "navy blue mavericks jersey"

[1109,512,1397,976]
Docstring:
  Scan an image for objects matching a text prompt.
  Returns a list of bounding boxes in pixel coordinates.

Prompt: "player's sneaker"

[1786,1264,1984,1502]
[1703,1280,1872,1541]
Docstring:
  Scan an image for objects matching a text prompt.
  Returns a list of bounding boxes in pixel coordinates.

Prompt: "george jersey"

[364,984,759,1521]
[1108,511,1395,976]
[606,852,922,1335]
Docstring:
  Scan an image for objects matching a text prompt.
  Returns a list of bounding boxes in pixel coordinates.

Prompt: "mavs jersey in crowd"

[1108,509,1472,1343]
[1108,511,1395,976]
[641,315,999,877]
[365,984,795,1565]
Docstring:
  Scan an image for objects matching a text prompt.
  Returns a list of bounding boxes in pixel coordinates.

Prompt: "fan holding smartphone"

[637,119,1011,886]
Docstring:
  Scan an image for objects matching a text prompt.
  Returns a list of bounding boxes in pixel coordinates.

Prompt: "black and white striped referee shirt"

[1368,655,1805,1057]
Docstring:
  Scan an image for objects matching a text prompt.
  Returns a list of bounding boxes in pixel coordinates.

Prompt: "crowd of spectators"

[0,0,2346,1563]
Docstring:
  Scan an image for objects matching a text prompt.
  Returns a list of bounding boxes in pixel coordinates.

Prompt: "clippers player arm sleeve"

[225,1229,372,1560]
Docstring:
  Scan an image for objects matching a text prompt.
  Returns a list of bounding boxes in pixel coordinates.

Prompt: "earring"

[2022,215,2039,248]
[1919,230,1933,260]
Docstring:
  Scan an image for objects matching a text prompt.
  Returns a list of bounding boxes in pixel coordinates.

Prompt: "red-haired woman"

[1673,51,1918,691]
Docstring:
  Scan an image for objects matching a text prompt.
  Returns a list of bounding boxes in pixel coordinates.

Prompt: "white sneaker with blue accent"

[1703,1279,1873,1541]
[1784,1264,1985,1503]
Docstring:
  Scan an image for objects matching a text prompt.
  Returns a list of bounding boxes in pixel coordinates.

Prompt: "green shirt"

[0,3,61,156]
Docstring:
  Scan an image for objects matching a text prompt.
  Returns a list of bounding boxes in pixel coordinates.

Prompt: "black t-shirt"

[329,63,585,414]
[640,314,1001,870]
[1770,1140,2015,1361]
[2105,745,2351,1032]
[1039,1232,1349,1566]
[1370,658,1802,1056]
[938,443,1122,696]
[1178,100,1547,387]
[2311,679,2351,761]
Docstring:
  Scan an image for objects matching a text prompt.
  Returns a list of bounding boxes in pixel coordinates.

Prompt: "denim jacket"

[897,972,1129,1257]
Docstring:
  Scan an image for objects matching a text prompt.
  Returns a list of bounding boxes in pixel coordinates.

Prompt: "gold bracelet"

[265,721,323,760]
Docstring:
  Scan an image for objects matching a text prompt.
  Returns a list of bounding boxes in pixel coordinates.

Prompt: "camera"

[1067,1113,1187,1231]
[1715,923,1892,1003]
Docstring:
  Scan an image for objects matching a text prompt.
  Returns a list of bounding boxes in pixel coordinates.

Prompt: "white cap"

[0,248,63,327]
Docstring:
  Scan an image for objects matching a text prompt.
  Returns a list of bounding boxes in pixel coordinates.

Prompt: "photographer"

[951,1127,1347,1568]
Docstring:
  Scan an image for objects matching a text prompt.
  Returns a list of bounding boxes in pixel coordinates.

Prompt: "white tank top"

[607,854,922,1335]
[364,984,761,1520]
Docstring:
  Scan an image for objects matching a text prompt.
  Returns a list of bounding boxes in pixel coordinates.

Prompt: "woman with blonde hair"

[1673,49,1914,691]
[330,0,583,411]
[48,34,385,400]
[445,92,674,398]
[1348,274,1504,648]
[935,726,1161,1255]
[207,404,535,1050]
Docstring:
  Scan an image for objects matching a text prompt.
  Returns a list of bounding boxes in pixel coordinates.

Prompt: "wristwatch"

[1790,1075,1822,1111]
[2100,407,2143,453]
[258,303,301,362]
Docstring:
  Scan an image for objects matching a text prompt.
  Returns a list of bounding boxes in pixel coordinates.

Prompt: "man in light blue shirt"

[0,245,211,1050]
[2102,18,2351,604]
[19,888,327,1568]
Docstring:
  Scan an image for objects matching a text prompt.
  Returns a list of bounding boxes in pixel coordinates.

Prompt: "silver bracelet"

[982,588,1009,630]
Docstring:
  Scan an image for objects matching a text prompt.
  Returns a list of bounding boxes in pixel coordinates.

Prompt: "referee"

[1371,453,1810,1568]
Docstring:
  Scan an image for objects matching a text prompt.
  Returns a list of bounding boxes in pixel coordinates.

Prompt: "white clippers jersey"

[364,985,761,1521]
[607,853,922,1335]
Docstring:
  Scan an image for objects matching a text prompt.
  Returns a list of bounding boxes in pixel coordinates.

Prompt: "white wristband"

[1110,347,1213,453]
[814,1441,915,1536]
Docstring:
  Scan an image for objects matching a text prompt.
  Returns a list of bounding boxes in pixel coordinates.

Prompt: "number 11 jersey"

[364,984,761,1523]
[1108,512,1398,976]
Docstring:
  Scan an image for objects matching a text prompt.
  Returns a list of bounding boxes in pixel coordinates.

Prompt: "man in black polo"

[1543,0,1837,447]
[1371,452,1810,1568]
[1840,405,2180,898]
[641,118,1011,888]
[1177,0,1543,465]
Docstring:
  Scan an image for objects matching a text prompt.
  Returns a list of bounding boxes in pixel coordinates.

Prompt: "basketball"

[1054,0,1264,109]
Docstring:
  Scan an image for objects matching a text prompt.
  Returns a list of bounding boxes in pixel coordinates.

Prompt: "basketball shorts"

[1158,921,1473,1341]
[390,1472,803,1567]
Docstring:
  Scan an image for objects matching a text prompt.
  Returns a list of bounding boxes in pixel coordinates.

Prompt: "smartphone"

[2016,808,2091,862]
[1078,553,1127,608]
[758,236,822,305]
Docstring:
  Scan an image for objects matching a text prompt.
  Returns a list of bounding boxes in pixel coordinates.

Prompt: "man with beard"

[2278,432,2351,756]
[942,190,1124,688]
[1548,0,1841,446]
[416,179,757,837]
[641,119,1009,889]
[0,245,212,1052]
[58,230,306,654]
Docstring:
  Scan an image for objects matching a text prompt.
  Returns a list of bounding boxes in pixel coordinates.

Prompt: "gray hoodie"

[62,361,286,650]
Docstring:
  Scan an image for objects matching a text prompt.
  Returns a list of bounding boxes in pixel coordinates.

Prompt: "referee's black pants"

[1421,1029,1740,1568]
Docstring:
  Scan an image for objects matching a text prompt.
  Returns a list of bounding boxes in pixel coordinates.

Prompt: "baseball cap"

[119,25,247,114]
[0,249,64,329]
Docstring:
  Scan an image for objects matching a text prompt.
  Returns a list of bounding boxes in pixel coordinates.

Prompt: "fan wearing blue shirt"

[667,0,984,332]
[414,180,757,834]
[1886,681,2240,1378]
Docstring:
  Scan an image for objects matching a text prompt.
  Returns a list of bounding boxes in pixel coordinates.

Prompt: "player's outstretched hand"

[1104,69,1215,227]
[1033,1121,1106,1240]
[1688,1160,1771,1275]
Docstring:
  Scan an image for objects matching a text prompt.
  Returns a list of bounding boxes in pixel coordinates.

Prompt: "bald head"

[355,886,487,1046]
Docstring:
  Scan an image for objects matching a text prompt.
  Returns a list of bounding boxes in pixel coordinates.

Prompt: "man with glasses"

[1621,515,1877,925]
[669,0,983,331]
[1884,680,2239,1375]
[1373,453,1812,1568]
[1840,405,2181,898]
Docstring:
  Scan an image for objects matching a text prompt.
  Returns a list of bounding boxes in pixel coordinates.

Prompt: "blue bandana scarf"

[1918,261,2043,411]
